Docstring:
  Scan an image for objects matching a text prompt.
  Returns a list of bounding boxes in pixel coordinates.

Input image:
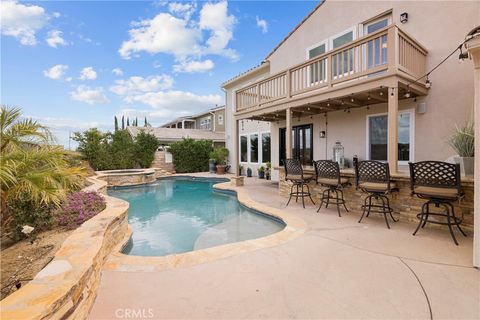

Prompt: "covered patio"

[90,176,478,319]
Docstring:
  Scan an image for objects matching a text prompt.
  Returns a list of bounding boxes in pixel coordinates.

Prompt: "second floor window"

[200,118,211,130]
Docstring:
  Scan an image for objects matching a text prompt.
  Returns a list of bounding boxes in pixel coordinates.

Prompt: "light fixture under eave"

[425,77,432,89]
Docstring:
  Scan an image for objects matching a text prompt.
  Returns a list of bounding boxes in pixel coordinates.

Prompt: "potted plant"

[209,147,229,174]
[238,164,244,176]
[265,162,271,180]
[246,167,252,177]
[449,121,474,176]
[258,166,265,179]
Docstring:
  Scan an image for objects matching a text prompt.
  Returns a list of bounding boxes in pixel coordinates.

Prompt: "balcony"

[235,25,428,115]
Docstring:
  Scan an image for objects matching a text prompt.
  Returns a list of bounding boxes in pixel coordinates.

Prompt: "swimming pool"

[108,177,285,256]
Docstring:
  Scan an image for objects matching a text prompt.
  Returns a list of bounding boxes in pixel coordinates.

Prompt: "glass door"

[364,17,389,69]
[279,124,313,166]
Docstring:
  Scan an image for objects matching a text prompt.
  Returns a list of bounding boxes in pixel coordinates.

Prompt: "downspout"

[209,111,216,132]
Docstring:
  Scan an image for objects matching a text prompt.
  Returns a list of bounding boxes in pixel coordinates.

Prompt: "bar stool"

[355,160,399,229]
[409,161,466,245]
[284,158,315,208]
[314,160,350,216]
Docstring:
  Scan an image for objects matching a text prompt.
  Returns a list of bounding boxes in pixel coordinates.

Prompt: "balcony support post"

[466,35,480,267]
[232,118,240,176]
[286,108,292,159]
[387,86,398,174]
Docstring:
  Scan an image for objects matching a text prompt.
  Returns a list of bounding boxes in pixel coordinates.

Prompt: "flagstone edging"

[0,176,129,320]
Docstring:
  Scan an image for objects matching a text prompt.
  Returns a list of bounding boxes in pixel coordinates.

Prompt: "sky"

[1,0,318,148]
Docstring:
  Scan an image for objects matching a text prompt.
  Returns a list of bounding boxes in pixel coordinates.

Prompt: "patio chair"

[409,161,466,245]
[314,160,350,216]
[284,158,315,208]
[355,160,398,229]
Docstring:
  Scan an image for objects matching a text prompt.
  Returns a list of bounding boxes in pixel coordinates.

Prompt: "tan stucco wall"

[225,1,479,178]
[225,66,271,174]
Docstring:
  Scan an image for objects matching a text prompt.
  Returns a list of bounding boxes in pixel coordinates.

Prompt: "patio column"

[233,118,239,176]
[286,107,292,159]
[466,35,480,268]
[387,87,398,174]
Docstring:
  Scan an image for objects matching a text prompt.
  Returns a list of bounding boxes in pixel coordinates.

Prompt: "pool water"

[108,177,284,256]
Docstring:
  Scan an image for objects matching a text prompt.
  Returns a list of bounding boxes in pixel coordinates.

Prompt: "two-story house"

[223,1,478,181]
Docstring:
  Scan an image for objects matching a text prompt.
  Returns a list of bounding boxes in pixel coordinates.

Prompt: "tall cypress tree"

[114,116,119,132]
[122,116,125,130]
[135,117,138,127]
[144,117,148,127]
[127,118,130,126]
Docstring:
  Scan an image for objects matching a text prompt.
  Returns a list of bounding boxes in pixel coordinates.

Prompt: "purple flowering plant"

[57,191,106,229]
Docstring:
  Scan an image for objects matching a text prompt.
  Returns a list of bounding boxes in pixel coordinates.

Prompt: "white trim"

[305,39,328,59]
[239,131,271,165]
[360,14,392,37]
[365,109,415,165]
[329,26,357,49]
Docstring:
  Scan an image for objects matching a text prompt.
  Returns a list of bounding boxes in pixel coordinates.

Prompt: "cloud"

[71,85,109,105]
[46,30,67,48]
[43,64,68,80]
[119,1,237,64]
[79,67,97,80]
[168,2,196,21]
[118,90,222,122]
[110,75,174,96]
[199,1,237,58]
[256,16,268,34]
[1,0,49,45]
[119,13,201,60]
[173,59,214,73]
[112,68,123,76]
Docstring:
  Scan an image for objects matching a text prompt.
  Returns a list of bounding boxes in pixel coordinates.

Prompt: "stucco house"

[222,0,478,181]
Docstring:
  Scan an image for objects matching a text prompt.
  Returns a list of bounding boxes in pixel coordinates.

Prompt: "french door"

[279,124,313,166]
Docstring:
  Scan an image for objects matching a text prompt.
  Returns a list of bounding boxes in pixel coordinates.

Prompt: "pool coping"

[103,175,307,272]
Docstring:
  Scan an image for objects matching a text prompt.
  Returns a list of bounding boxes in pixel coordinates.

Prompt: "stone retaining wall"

[0,177,129,320]
[278,169,475,231]
[95,169,156,187]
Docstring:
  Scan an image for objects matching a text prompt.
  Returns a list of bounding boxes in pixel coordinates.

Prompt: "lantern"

[333,140,345,169]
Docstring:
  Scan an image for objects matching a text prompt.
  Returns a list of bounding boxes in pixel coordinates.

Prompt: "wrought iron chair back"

[284,158,304,180]
[355,160,391,189]
[409,161,461,193]
[314,160,340,184]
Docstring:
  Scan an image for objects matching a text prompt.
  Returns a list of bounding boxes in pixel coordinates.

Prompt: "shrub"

[209,147,229,165]
[169,138,214,173]
[6,193,55,240]
[107,130,135,169]
[134,131,160,168]
[57,191,106,229]
[73,128,111,170]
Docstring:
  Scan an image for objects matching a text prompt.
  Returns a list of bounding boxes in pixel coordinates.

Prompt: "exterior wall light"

[400,12,408,23]
[319,131,326,138]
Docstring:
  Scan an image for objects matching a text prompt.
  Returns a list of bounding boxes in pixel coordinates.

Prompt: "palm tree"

[0,106,85,228]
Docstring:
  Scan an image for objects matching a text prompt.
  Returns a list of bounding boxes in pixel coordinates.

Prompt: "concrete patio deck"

[90,176,479,319]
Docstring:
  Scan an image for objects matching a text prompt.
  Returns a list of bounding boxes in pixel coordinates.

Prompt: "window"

[307,41,328,84]
[364,17,390,68]
[367,110,414,164]
[250,134,258,163]
[331,28,356,77]
[240,135,248,162]
[200,118,211,130]
[262,133,271,163]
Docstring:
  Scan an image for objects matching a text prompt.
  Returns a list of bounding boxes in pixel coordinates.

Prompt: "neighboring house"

[161,105,226,134]
[222,0,479,181]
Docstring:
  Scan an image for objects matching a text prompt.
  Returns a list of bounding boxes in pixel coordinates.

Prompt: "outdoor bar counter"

[276,166,475,231]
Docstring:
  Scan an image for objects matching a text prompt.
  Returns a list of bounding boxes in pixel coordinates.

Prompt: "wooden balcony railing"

[236,25,427,113]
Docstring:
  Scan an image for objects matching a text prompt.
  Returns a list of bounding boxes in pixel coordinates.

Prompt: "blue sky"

[1,0,318,148]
